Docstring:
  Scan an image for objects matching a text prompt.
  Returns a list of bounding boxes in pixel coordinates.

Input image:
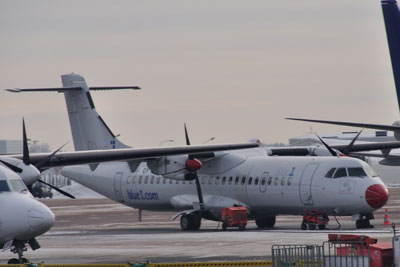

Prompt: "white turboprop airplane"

[7,73,397,231]
[0,165,55,264]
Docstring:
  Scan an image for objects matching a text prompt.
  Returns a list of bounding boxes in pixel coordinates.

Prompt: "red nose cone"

[186,158,202,172]
[365,184,389,209]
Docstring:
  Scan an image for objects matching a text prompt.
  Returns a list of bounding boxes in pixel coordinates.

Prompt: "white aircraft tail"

[7,73,140,151]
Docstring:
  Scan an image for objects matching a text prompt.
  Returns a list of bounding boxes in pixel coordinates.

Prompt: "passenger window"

[248,177,252,185]
[215,176,219,185]
[325,168,336,178]
[169,179,173,184]
[241,177,246,185]
[0,180,10,192]
[176,180,179,184]
[144,176,149,184]
[281,177,285,185]
[209,176,213,185]
[348,167,367,177]
[268,177,272,185]
[202,176,207,184]
[261,177,266,186]
[157,177,161,184]
[235,177,239,185]
[139,176,143,184]
[182,181,186,184]
[255,178,259,185]
[127,175,131,184]
[287,177,292,186]
[222,177,226,185]
[274,177,279,186]
[333,168,347,178]
[228,177,233,185]
[150,176,154,184]
[132,176,136,184]
[162,178,166,184]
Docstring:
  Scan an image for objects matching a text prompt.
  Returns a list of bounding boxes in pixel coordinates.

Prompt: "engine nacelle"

[0,157,40,186]
[147,155,196,181]
[393,120,400,141]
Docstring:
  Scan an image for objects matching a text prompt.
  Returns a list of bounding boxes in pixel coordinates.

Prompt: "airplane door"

[299,164,319,205]
[259,172,268,193]
[114,172,124,202]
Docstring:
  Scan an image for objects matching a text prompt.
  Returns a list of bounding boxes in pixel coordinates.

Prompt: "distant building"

[0,140,23,154]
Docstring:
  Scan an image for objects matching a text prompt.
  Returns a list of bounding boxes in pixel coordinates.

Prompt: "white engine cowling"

[0,157,40,186]
[147,155,195,181]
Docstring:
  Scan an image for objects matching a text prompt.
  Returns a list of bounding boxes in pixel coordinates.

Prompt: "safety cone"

[384,208,391,225]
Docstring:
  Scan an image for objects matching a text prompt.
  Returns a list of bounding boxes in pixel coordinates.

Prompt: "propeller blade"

[0,160,23,173]
[35,142,68,170]
[22,118,30,165]
[38,179,75,199]
[342,129,364,155]
[315,134,338,157]
[184,123,191,146]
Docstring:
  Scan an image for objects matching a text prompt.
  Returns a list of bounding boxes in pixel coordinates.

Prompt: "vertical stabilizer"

[61,73,130,151]
[382,0,400,112]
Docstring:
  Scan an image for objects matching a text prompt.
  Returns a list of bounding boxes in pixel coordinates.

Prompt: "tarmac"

[1,188,399,264]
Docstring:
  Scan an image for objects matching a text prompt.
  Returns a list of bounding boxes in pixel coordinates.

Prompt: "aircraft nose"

[28,203,55,234]
[365,184,389,209]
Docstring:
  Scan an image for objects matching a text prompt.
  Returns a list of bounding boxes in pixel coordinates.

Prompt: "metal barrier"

[146,261,272,267]
[394,235,400,267]
[323,241,370,267]
[271,244,323,266]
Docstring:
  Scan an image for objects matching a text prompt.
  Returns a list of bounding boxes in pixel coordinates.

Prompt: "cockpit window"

[363,165,379,177]
[333,168,347,178]
[8,179,28,192]
[0,180,10,192]
[348,167,367,177]
[325,168,336,178]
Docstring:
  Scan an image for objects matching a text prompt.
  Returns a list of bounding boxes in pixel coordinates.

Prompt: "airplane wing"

[267,141,400,156]
[286,118,400,132]
[8,142,258,170]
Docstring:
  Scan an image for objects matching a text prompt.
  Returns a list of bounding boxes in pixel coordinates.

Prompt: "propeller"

[315,129,364,157]
[0,119,75,199]
[184,123,205,210]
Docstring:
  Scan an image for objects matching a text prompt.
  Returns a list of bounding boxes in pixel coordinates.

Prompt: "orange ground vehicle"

[221,207,248,231]
[301,211,329,230]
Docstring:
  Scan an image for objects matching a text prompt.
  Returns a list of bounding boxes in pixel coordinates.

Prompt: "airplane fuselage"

[62,151,387,221]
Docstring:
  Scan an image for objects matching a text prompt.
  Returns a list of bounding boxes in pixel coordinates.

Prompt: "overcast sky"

[0,0,398,150]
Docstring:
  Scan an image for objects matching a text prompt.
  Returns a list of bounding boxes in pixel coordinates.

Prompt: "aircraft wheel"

[318,224,326,230]
[309,224,316,230]
[301,222,307,230]
[191,215,201,230]
[21,258,29,263]
[255,215,276,228]
[222,222,227,231]
[180,215,192,230]
[8,258,19,264]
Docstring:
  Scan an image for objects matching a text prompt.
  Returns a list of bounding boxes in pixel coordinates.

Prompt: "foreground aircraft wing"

[286,118,400,132]
[9,143,258,169]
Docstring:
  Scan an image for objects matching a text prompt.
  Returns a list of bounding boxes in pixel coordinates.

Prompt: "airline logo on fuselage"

[127,189,159,200]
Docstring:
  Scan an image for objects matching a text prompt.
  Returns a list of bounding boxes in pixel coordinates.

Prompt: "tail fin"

[6,73,140,151]
[382,0,400,112]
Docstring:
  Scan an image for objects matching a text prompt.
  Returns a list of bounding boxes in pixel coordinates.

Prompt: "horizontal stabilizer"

[5,86,140,93]
[286,118,400,131]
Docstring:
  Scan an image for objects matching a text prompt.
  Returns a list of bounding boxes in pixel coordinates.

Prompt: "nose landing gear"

[356,213,374,229]
[7,238,40,264]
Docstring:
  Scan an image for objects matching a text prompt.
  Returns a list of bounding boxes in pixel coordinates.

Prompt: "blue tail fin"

[382,0,400,112]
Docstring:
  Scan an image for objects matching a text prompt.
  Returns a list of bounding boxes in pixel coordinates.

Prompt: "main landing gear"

[180,213,202,230]
[255,215,276,228]
[7,239,40,264]
[356,213,374,229]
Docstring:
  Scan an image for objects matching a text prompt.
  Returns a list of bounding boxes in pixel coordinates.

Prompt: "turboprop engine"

[147,155,202,181]
[0,157,40,186]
